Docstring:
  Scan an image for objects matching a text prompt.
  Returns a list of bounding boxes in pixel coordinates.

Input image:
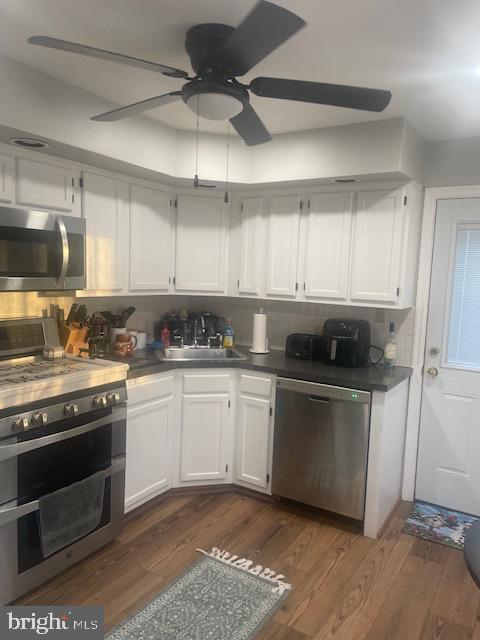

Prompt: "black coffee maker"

[322,318,371,367]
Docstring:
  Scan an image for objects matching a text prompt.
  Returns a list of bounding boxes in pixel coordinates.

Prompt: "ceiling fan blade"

[215,1,305,77]
[28,36,189,79]
[250,77,392,112]
[91,92,182,122]
[230,103,272,146]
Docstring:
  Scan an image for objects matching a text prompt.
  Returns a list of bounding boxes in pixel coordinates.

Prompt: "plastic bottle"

[384,322,397,369]
[223,318,234,349]
[161,321,171,349]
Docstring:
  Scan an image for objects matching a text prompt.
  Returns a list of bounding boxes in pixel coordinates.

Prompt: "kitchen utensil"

[66,303,79,326]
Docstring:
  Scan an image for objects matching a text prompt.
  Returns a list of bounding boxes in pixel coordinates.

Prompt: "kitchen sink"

[156,346,248,361]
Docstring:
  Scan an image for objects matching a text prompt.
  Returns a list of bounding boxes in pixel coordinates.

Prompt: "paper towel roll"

[250,311,269,354]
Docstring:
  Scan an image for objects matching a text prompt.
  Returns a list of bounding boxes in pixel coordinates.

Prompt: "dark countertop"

[117,346,412,392]
[465,519,480,589]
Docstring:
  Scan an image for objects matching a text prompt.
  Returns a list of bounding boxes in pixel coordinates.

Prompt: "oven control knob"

[31,412,48,427]
[106,392,121,405]
[13,417,29,431]
[64,402,79,417]
[93,394,107,408]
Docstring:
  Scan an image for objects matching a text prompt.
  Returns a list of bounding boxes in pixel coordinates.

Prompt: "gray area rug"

[106,547,292,640]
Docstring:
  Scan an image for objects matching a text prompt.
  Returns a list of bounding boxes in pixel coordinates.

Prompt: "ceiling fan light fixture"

[186,92,244,121]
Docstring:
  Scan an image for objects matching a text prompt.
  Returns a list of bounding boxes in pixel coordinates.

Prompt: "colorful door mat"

[403,501,479,549]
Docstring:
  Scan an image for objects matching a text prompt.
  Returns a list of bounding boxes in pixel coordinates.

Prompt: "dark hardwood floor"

[17,492,480,639]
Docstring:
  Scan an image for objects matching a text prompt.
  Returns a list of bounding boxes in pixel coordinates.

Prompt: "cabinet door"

[16,157,77,213]
[350,190,404,304]
[130,184,173,292]
[180,394,229,482]
[82,171,129,291]
[304,193,353,301]
[0,152,14,202]
[125,395,174,511]
[266,195,301,297]
[175,195,227,292]
[235,394,271,490]
[238,197,263,295]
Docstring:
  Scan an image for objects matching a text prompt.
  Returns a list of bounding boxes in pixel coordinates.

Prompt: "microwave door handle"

[55,215,69,285]
[0,409,125,462]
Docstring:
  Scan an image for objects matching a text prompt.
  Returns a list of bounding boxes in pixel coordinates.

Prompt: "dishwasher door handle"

[308,395,330,403]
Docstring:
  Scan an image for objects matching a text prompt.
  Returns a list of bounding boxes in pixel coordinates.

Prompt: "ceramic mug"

[113,332,137,358]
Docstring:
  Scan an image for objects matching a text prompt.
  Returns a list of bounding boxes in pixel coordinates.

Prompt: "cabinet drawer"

[239,374,273,398]
[127,374,174,405]
[183,373,231,394]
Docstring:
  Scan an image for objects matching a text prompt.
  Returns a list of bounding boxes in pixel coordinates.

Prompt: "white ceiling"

[1,0,480,141]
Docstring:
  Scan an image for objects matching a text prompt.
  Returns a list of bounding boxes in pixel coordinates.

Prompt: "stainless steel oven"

[0,382,126,604]
[0,206,86,291]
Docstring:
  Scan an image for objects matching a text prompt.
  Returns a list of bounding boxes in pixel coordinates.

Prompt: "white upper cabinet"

[175,194,228,293]
[0,152,14,203]
[238,197,264,296]
[82,171,129,292]
[350,189,404,304]
[16,157,80,215]
[304,193,353,301]
[129,184,173,292]
[266,195,301,298]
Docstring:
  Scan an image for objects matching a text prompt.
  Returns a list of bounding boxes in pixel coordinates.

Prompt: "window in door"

[446,224,480,369]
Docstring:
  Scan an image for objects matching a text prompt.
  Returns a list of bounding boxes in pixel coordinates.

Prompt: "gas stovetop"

[0,357,88,386]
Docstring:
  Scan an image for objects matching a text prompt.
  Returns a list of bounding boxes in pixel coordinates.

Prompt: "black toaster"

[285,333,324,361]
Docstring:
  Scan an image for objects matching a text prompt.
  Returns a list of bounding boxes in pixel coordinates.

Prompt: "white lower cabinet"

[176,372,233,485]
[234,373,274,493]
[180,394,230,482]
[125,374,174,512]
[125,369,276,511]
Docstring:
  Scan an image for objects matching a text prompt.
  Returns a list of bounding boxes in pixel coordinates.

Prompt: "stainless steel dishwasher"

[272,378,371,520]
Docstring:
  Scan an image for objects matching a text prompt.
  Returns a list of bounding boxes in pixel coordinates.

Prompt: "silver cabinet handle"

[426,367,439,378]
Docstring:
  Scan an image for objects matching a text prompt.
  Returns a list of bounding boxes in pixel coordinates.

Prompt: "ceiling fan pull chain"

[224,122,230,204]
[194,96,200,189]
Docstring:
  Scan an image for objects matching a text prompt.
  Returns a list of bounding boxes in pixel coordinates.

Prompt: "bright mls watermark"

[0,606,103,639]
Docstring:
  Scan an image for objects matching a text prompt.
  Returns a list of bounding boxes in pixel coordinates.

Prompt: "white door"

[235,394,270,490]
[350,190,403,304]
[180,394,229,482]
[266,195,301,298]
[125,395,174,511]
[82,171,129,292]
[130,184,173,292]
[0,152,14,202]
[175,194,227,292]
[304,193,353,301]
[416,197,480,515]
[238,197,263,296]
[16,157,79,214]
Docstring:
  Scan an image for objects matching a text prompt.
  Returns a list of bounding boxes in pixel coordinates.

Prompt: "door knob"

[426,366,439,378]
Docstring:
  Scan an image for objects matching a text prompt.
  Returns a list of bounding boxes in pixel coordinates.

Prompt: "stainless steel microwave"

[0,206,86,291]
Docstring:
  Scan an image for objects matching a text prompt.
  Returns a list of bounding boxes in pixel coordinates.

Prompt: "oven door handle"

[0,409,125,462]
[56,215,70,286]
[0,454,125,527]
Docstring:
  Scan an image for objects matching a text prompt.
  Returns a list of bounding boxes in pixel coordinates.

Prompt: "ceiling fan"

[28,0,392,146]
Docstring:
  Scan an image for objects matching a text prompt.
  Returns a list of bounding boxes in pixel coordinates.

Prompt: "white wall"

[425,136,480,187]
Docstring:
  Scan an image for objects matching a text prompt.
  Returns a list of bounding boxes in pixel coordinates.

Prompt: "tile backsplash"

[0,292,415,366]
